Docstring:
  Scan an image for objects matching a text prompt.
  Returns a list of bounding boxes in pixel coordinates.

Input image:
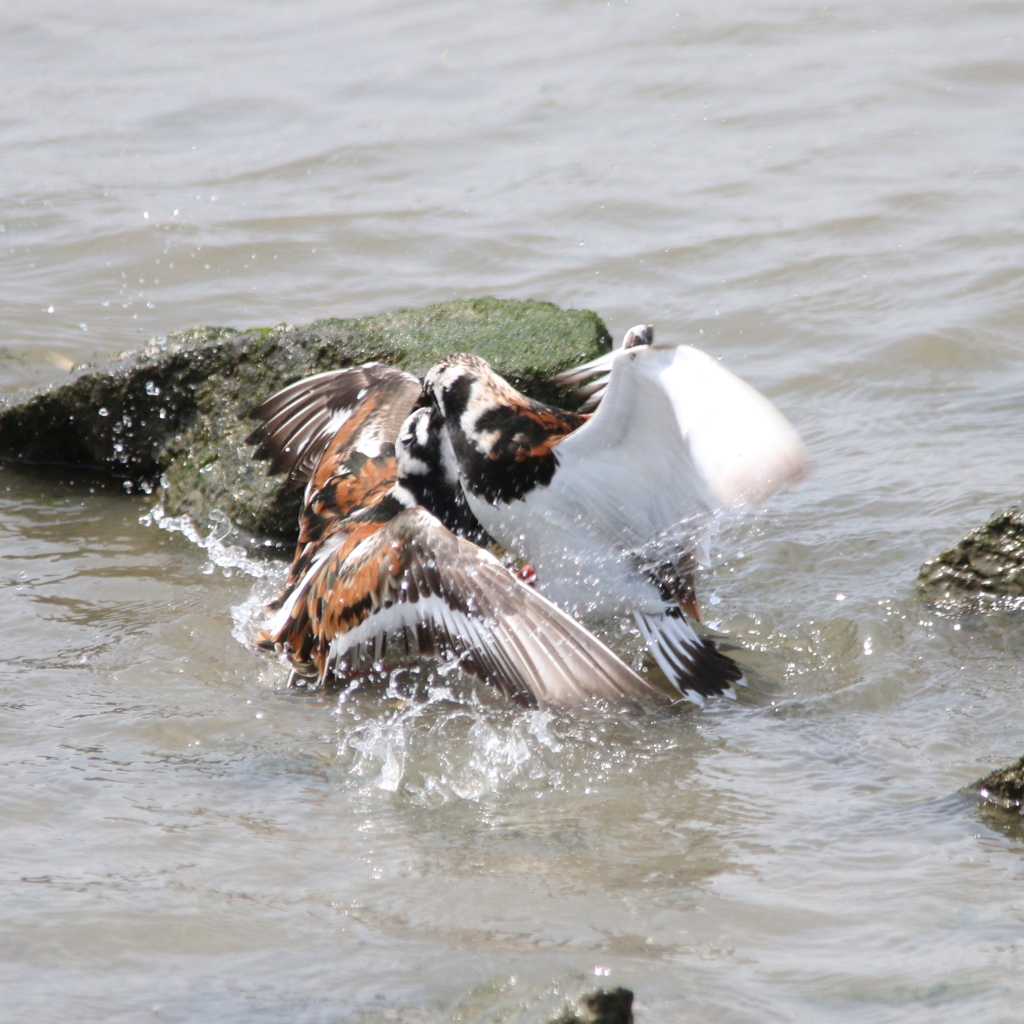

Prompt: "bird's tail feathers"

[633,608,744,704]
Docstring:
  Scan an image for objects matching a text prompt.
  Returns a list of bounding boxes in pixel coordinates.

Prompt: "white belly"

[465,487,667,619]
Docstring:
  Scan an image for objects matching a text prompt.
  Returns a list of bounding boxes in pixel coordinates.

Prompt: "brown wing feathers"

[250,362,674,711]
[257,499,669,709]
[249,365,420,607]
[247,364,421,489]
[300,509,671,708]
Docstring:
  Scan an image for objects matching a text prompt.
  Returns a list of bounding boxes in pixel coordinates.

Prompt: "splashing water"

[142,502,283,580]
[319,671,693,808]
[137,494,779,808]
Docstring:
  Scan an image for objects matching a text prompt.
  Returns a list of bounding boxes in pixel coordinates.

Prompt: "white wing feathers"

[554,341,808,518]
[550,346,719,561]
[550,351,616,412]
[653,346,808,507]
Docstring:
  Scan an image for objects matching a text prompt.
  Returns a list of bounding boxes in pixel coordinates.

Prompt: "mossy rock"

[0,298,611,539]
[916,505,1024,612]
[974,755,1024,813]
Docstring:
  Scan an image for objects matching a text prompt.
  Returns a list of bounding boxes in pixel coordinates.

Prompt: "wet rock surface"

[974,755,1024,814]
[444,976,633,1024]
[916,504,1024,612]
[551,988,634,1024]
[0,298,610,539]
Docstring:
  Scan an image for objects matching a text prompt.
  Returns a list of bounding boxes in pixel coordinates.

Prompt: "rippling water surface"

[3,2,1024,1021]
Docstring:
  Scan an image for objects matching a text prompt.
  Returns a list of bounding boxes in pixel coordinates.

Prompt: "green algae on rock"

[0,299,611,540]
[916,505,1024,612]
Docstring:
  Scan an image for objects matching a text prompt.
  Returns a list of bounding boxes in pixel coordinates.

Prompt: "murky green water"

[3,2,1024,1021]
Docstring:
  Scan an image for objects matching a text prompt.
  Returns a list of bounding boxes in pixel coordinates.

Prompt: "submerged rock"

[0,298,610,539]
[916,504,1024,612]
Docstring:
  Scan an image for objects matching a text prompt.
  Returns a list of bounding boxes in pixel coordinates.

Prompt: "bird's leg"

[514,564,538,588]
[489,541,538,587]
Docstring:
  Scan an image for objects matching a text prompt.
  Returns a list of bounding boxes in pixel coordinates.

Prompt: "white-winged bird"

[422,327,808,703]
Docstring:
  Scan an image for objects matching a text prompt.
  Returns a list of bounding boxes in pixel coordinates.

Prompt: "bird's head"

[395,406,439,478]
[422,353,524,431]
[423,353,491,418]
[622,324,654,349]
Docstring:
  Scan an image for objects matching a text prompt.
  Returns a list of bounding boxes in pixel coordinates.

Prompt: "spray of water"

[138,499,768,805]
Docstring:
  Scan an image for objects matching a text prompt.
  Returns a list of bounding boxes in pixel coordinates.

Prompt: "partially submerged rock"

[974,755,1024,814]
[0,299,610,539]
[443,975,633,1024]
[916,504,1024,612]
[553,988,634,1024]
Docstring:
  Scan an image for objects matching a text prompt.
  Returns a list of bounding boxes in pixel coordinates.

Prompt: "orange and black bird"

[247,366,673,711]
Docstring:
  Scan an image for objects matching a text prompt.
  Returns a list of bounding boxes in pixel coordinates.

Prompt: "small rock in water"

[444,975,633,1024]
[549,988,634,1024]
[916,504,1024,612]
[974,755,1024,813]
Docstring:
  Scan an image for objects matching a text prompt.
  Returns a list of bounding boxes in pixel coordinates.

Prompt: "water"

[2,1,1024,1021]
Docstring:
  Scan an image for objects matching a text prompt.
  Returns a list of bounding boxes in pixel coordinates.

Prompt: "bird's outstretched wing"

[552,337,808,510]
[507,346,717,567]
[247,364,421,490]
[633,607,744,705]
[548,324,651,411]
[260,505,673,712]
[650,345,808,507]
[248,364,423,607]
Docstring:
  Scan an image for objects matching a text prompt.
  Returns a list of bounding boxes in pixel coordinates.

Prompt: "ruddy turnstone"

[423,327,808,703]
[248,363,422,601]
[248,370,672,711]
